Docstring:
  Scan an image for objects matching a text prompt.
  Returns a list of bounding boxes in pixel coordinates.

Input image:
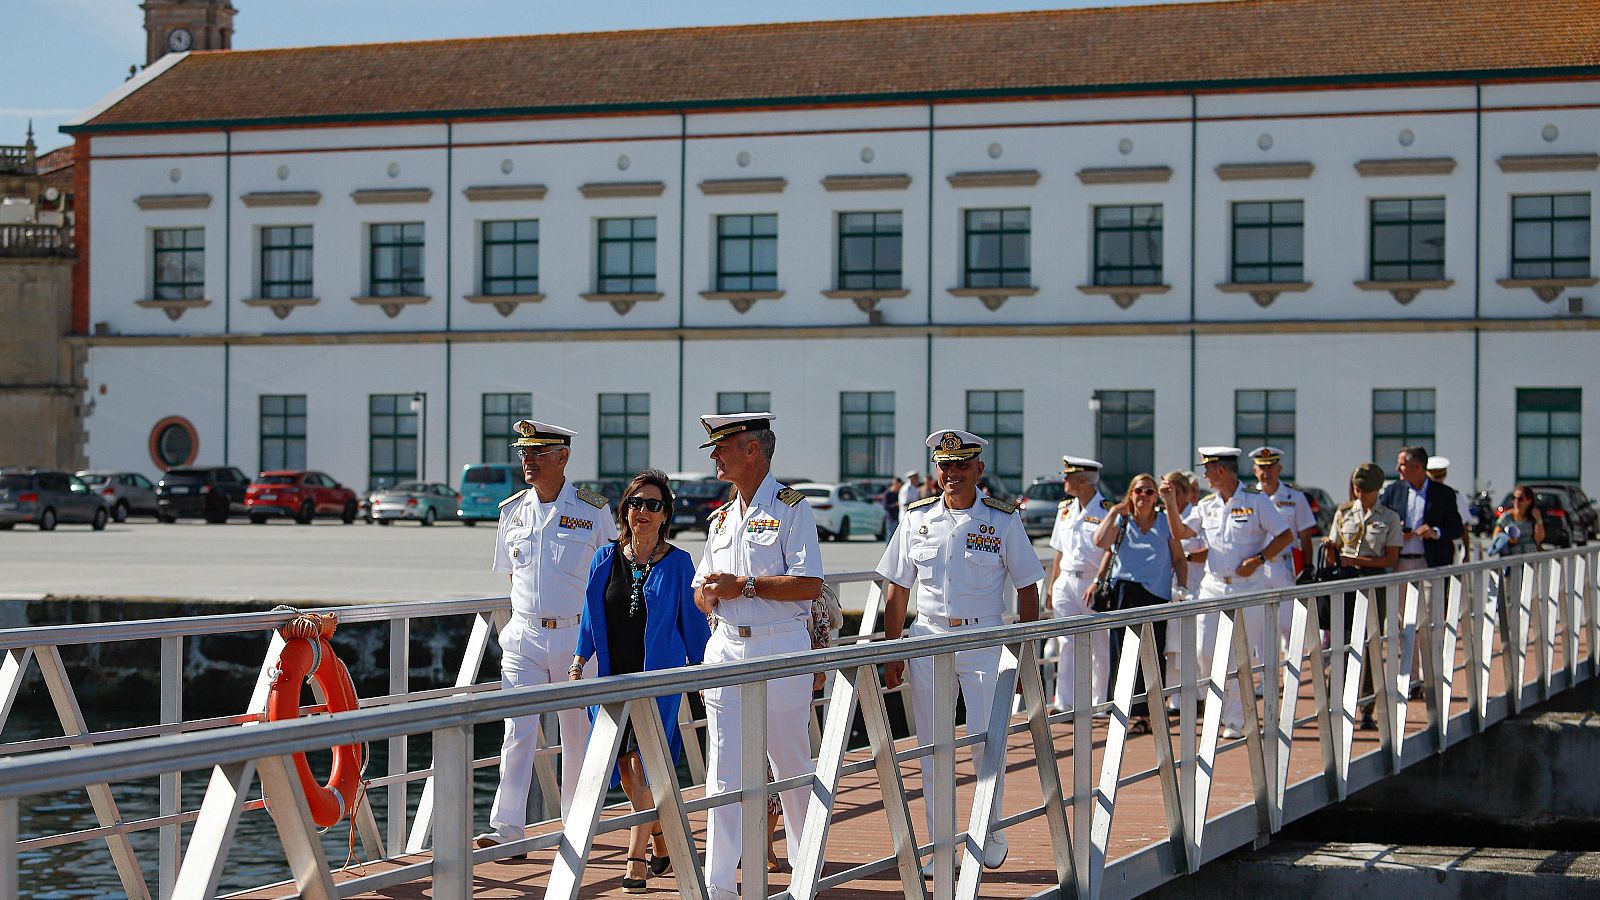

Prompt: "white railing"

[0,547,1594,900]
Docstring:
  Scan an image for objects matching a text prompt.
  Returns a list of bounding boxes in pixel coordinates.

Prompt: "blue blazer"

[575,541,710,787]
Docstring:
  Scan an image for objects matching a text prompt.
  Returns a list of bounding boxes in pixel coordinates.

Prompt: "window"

[152,228,204,300]
[259,226,313,299]
[481,393,533,464]
[840,392,895,480]
[717,392,771,415]
[716,214,778,291]
[597,217,657,293]
[369,394,419,490]
[1511,194,1591,279]
[1231,201,1303,283]
[966,390,1023,487]
[838,211,903,289]
[1370,198,1445,281]
[260,395,307,470]
[1096,390,1155,497]
[1094,205,1164,286]
[963,209,1031,288]
[481,219,539,295]
[1517,388,1581,481]
[148,416,199,469]
[368,223,424,297]
[598,393,649,480]
[1235,390,1296,480]
[1372,389,1436,474]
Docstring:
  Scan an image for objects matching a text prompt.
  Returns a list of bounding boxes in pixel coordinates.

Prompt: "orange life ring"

[266,635,363,828]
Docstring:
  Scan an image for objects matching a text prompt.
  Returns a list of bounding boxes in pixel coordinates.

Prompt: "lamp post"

[410,392,426,482]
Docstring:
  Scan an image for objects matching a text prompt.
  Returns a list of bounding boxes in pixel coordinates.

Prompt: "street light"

[410,392,426,481]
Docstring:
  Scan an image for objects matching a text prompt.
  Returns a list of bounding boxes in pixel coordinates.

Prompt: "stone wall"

[0,256,83,470]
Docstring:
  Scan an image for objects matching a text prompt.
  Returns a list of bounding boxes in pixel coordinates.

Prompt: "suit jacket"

[1380,478,1464,567]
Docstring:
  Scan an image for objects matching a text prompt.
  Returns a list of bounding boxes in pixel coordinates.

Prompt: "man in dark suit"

[1379,445,1464,695]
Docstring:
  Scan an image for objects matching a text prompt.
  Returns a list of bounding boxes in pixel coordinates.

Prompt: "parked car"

[791,482,888,541]
[157,466,250,523]
[1496,489,1579,548]
[671,478,730,536]
[245,471,359,524]
[976,473,1022,506]
[76,470,161,522]
[1524,482,1598,543]
[847,479,896,504]
[1020,476,1066,538]
[456,463,523,524]
[368,481,459,526]
[0,469,108,531]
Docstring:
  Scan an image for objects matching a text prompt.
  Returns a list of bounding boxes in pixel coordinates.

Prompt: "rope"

[272,605,338,642]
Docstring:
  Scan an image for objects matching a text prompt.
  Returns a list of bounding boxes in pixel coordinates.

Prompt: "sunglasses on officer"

[516,447,564,461]
[624,496,667,512]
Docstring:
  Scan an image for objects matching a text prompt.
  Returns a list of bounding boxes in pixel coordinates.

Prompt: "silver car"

[77,470,161,522]
[0,469,108,531]
[370,481,460,526]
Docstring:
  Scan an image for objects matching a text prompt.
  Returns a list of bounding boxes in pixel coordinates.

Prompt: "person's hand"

[1110,500,1132,517]
[1158,481,1178,506]
[812,672,826,692]
[883,659,906,690]
[704,572,742,602]
[1339,554,1362,568]
[1415,524,1438,540]
[1236,555,1263,578]
[694,589,718,615]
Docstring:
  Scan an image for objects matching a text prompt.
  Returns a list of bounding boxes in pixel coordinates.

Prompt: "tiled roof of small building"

[72,0,1600,132]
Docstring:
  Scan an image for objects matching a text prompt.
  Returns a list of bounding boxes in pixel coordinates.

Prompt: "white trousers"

[1196,572,1267,730]
[702,623,815,896]
[1051,570,1108,714]
[906,616,1006,840]
[489,620,593,831]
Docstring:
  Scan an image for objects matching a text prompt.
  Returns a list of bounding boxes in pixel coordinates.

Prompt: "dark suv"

[1525,482,1597,544]
[0,469,108,531]
[156,466,250,523]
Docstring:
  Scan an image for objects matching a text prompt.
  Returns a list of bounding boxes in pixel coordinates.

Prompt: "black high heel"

[623,856,650,893]
[647,827,671,876]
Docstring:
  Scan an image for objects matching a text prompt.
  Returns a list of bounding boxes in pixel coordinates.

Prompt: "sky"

[2,0,1203,152]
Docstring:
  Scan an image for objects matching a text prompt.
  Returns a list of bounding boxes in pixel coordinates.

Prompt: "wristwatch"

[741,575,758,599]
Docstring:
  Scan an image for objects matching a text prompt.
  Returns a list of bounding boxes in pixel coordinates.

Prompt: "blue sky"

[3,0,1198,152]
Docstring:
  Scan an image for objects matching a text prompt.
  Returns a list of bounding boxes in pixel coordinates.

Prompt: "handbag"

[1087,514,1126,612]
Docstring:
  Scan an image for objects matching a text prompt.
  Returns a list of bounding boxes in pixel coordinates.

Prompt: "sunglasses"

[1515,495,1533,502]
[624,496,667,512]
[1133,488,1157,496]
[516,447,563,460]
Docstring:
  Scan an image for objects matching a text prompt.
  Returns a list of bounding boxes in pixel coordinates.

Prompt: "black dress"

[604,546,650,757]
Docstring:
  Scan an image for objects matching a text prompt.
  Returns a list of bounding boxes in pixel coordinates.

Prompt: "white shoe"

[982,833,1009,869]
[919,855,962,878]
[473,825,527,858]
[1219,724,1244,740]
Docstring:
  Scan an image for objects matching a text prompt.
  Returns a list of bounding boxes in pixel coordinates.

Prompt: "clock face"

[168,28,193,52]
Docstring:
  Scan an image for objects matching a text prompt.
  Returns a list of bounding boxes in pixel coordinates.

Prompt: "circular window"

[148,416,199,470]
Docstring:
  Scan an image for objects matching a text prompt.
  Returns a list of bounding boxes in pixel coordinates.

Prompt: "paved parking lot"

[1,518,1042,608]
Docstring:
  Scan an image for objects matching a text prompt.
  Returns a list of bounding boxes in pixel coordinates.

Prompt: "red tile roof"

[73,0,1600,132]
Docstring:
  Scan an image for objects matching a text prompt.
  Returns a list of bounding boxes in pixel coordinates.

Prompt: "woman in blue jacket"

[570,467,710,893]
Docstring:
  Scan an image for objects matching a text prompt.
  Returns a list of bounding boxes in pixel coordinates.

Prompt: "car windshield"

[257,475,298,485]
[798,487,831,498]
[464,468,508,484]
[78,473,110,485]
[0,475,29,490]
[1025,482,1064,500]
[390,482,427,492]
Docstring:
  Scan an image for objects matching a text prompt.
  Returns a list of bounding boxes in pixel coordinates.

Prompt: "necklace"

[626,541,656,618]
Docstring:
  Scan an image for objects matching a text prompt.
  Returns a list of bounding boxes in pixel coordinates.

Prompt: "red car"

[245,471,359,524]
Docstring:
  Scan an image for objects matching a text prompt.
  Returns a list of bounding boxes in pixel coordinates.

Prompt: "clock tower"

[142,0,237,66]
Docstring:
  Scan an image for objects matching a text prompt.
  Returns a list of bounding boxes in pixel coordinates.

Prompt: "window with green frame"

[598,393,649,480]
[259,226,312,299]
[481,219,539,295]
[1511,194,1590,279]
[840,392,894,480]
[1231,201,1303,283]
[597,217,657,293]
[1095,205,1164,286]
[966,389,1023,487]
[368,394,419,490]
[1235,389,1296,480]
[717,392,771,415]
[1370,198,1444,281]
[260,395,307,471]
[838,211,903,289]
[153,227,204,300]
[963,209,1031,288]
[1517,388,1581,481]
[1372,388,1436,474]
[368,223,424,297]
[1096,390,1154,497]
[716,214,778,291]
[481,393,533,464]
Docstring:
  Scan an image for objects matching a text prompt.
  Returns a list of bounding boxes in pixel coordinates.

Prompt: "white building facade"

[66,4,1599,497]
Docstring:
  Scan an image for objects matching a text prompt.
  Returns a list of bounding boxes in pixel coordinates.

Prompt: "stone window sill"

[948,286,1038,310]
[1217,281,1312,307]
[1076,283,1170,309]
[1495,277,1598,302]
[351,294,431,318]
[581,291,664,315]
[822,288,910,314]
[701,290,784,313]
[1354,280,1453,304]
[465,293,544,317]
[242,296,320,320]
[135,298,211,321]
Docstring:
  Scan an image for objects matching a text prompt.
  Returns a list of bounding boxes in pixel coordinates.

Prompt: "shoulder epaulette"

[982,496,1017,515]
[1337,499,1359,513]
[776,487,805,507]
[1241,486,1260,494]
[906,495,940,511]
[576,487,608,509]
[1202,491,1219,503]
[498,489,527,509]
[712,498,735,515]
[1057,498,1071,510]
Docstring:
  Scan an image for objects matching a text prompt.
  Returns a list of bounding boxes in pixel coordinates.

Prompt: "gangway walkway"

[0,546,1594,899]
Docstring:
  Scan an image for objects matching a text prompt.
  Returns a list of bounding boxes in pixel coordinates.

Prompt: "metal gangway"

[0,546,1595,899]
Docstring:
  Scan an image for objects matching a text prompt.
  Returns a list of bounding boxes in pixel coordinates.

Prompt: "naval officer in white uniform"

[1248,445,1318,657]
[878,429,1045,874]
[1043,455,1112,715]
[690,412,824,899]
[477,420,617,851]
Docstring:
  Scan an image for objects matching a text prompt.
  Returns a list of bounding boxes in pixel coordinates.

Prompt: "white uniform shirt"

[692,473,824,627]
[1049,493,1111,576]
[1180,504,1206,591]
[1258,482,1317,573]
[877,496,1046,620]
[898,481,921,509]
[492,481,617,620]
[1195,487,1291,579]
